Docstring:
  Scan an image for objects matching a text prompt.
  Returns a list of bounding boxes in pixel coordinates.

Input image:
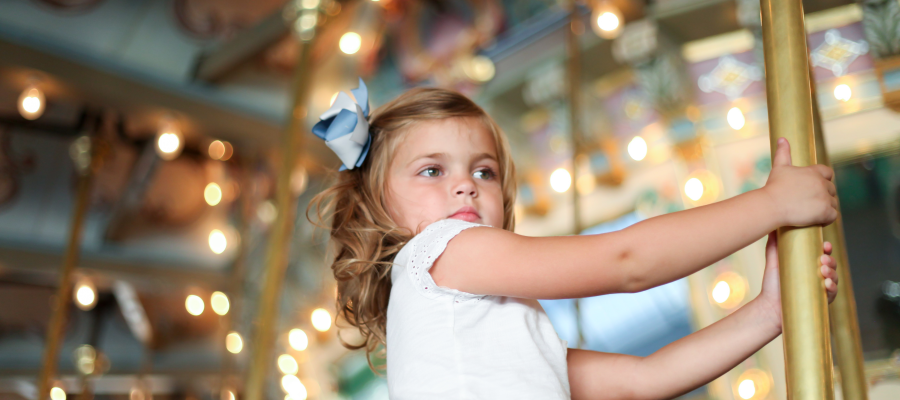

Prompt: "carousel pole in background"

[565,0,583,236]
[565,0,586,349]
[244,2,322,399]
[809,72,869,400]
[219,157,256,396]
[758,0,835,398]
[36,114,106,399]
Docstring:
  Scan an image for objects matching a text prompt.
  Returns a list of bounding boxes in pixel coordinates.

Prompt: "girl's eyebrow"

[406,152,498,168]
[406,152,446,167]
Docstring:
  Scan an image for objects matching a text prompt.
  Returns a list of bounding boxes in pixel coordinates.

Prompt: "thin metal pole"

[244,19,320,400]
[809,75,869,400]
[565,0,586,350]
[220,158,255,393]
[759,0,835,398]
[37,119,104,399]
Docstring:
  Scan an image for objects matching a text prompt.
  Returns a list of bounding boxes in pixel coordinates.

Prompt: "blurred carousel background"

[0,0,899,399]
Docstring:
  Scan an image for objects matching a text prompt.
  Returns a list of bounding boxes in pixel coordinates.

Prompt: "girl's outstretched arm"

[567,235,839,400]
[433,139,837,299]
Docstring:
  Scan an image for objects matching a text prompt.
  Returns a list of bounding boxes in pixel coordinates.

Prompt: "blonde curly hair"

[308,86,517,370]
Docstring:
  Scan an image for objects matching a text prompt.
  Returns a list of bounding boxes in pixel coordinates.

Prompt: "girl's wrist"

[749,296,784,335]
[752,187,786,229]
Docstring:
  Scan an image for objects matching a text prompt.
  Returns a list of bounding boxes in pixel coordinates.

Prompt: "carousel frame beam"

[193,11,290,82]
[0,27,281,147]
[0,245,228,289]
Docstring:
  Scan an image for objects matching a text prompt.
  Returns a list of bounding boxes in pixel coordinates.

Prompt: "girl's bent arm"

[567,298,782,400]
[434,189,782,299]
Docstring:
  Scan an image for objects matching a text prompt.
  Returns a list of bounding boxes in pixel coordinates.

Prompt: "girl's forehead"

[396,117,496,155]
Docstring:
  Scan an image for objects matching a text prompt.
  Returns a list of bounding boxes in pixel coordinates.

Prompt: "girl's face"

[385,117,504,234]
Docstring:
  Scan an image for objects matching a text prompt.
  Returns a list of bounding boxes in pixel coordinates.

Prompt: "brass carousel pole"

[219,157,255,395]
[244,4,321,400]
[759,0,835,398]
[809,76,869,400]
[37,117,105,399]
[565,0,586,350]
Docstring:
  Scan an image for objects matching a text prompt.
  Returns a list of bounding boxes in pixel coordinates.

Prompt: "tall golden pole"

[37,121,105,399]
[244,8,321,400]
[758,0,835,398]
[809,77,869,400]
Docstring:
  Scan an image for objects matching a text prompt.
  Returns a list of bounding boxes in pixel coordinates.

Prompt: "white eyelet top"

[386,219,570,399]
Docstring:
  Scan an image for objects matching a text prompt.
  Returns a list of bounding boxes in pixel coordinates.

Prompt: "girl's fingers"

[820,254,837,270]
[825,278,837,294]
[821,265,838,284]
[823,241,833,255]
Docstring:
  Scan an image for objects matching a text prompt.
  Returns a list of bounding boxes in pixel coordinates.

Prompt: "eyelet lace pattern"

[406,219,488,302]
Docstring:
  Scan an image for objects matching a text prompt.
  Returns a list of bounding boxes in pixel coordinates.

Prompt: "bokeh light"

[226,331,243,354]
[834,84,852,102]
[209,229,227,254]
[684,178,704,201]
[339,32,362,55]
[205,183,222,206]
[289,328,309,351]
[19,86,45,120]
[550,168,572,193]
[311,308,332,332]
[281,375,308,400]
[74,280,97,311]
[627,136,647,161]
[211,291,229,315]
[50,387,66,400]
[186,294,204,316]
[278,353,299,375]
[727,107,745,130]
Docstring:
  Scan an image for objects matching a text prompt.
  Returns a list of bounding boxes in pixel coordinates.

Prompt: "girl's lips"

[449,207,480,222]
[449,212,480,222]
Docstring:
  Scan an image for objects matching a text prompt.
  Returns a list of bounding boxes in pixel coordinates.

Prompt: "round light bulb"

[550,168,572,193]
[712,281,731,304]
[211,291,230,315]
[209,229,227,254]
[209,140,226,160]
[278,353,299,375]
[74,280,97,311]
[226,331,243,354]
[727,107,746,130]
[311,308,332,332]
[591,4,624,39]
[289,328,309,351]
[738,379,756,399]
[155,126,183,161]
[684,178,704,201]
[339,32,362,55]
[50,387,66,400]
[834,84,852,102]
[627,136,648,161]
[597,12,620,32]
[18,86,46,120]
[205,183,223,206]
[186,294,205,316]
[281,375,307,400]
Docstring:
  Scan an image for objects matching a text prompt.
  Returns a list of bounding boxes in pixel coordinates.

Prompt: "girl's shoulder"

[393,218,488,300]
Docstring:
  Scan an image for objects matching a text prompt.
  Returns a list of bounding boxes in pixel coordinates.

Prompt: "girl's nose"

[453,177,478,197]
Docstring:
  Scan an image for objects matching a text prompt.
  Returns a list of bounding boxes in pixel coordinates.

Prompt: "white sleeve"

[405,218,486,300]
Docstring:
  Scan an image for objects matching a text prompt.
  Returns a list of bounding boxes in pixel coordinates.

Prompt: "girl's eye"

[473,169,495,180]
[419,167,441,177]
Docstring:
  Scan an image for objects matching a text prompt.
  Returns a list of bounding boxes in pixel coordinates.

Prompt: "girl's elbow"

[617,249,650,293]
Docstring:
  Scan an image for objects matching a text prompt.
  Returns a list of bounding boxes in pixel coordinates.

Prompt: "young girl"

[310,80,840,399]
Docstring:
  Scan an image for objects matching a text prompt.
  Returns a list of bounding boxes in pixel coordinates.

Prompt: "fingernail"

[825,278,833,287]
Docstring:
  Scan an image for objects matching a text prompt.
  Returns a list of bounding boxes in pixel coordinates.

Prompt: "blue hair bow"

[312,78,371,171]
